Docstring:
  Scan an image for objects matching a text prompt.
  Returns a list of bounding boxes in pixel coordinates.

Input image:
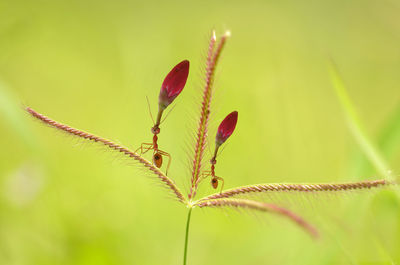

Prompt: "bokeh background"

[1,0,400,264]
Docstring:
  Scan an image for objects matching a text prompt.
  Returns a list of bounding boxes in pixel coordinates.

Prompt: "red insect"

[202,111,238,193]
[136,60,189,175]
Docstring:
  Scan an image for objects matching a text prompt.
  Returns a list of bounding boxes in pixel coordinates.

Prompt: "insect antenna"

[160,103,177,125]
[146,96,155,125]
[216,142,229,158]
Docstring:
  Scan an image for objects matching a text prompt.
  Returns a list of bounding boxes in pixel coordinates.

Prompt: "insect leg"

[135,143,153,155]
[199,171,212,182]
[157,149,172,176]
[214,176,225,194]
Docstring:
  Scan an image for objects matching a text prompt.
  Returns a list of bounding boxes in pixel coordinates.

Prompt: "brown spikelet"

[26,107,187,203]
[194,198,318,238]
[199,179,391,201]
[189,31,229,200]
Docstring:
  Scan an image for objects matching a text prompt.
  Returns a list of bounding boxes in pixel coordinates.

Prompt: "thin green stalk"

[183,207,193,265]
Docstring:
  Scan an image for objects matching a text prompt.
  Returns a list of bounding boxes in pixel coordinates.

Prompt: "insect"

[136,60,189,175]
[201,111,238,193]
[136,125,171,172]
[202,157,225,193]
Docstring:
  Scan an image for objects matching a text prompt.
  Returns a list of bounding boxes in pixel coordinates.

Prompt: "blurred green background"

[1,0,400,264]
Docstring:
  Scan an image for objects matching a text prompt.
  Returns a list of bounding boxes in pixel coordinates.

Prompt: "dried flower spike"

[216,111,238,146]
[189,31,230,199]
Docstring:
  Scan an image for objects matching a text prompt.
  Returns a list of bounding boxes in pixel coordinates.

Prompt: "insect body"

[136,60,189,175]
[208,160,225,192]
[200,156,225,194]
[136,126,171,174]
[201,111,238,193]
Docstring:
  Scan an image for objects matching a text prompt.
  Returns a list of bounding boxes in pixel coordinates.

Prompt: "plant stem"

[183,207,193,265]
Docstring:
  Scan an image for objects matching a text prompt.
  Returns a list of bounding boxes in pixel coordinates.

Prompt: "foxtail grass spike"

[199,179,391,201]
[189,31,230,200]
[194,198,319,238]
[26,107,186,203]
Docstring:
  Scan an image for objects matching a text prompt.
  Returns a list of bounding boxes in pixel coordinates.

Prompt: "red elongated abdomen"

[211,178,218,189]
[153,152,163,168]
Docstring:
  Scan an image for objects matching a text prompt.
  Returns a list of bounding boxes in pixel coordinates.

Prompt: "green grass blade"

[377,104,400,161]
[352,104,400,177]
[328,62,392,181]
[0,79,38,152]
